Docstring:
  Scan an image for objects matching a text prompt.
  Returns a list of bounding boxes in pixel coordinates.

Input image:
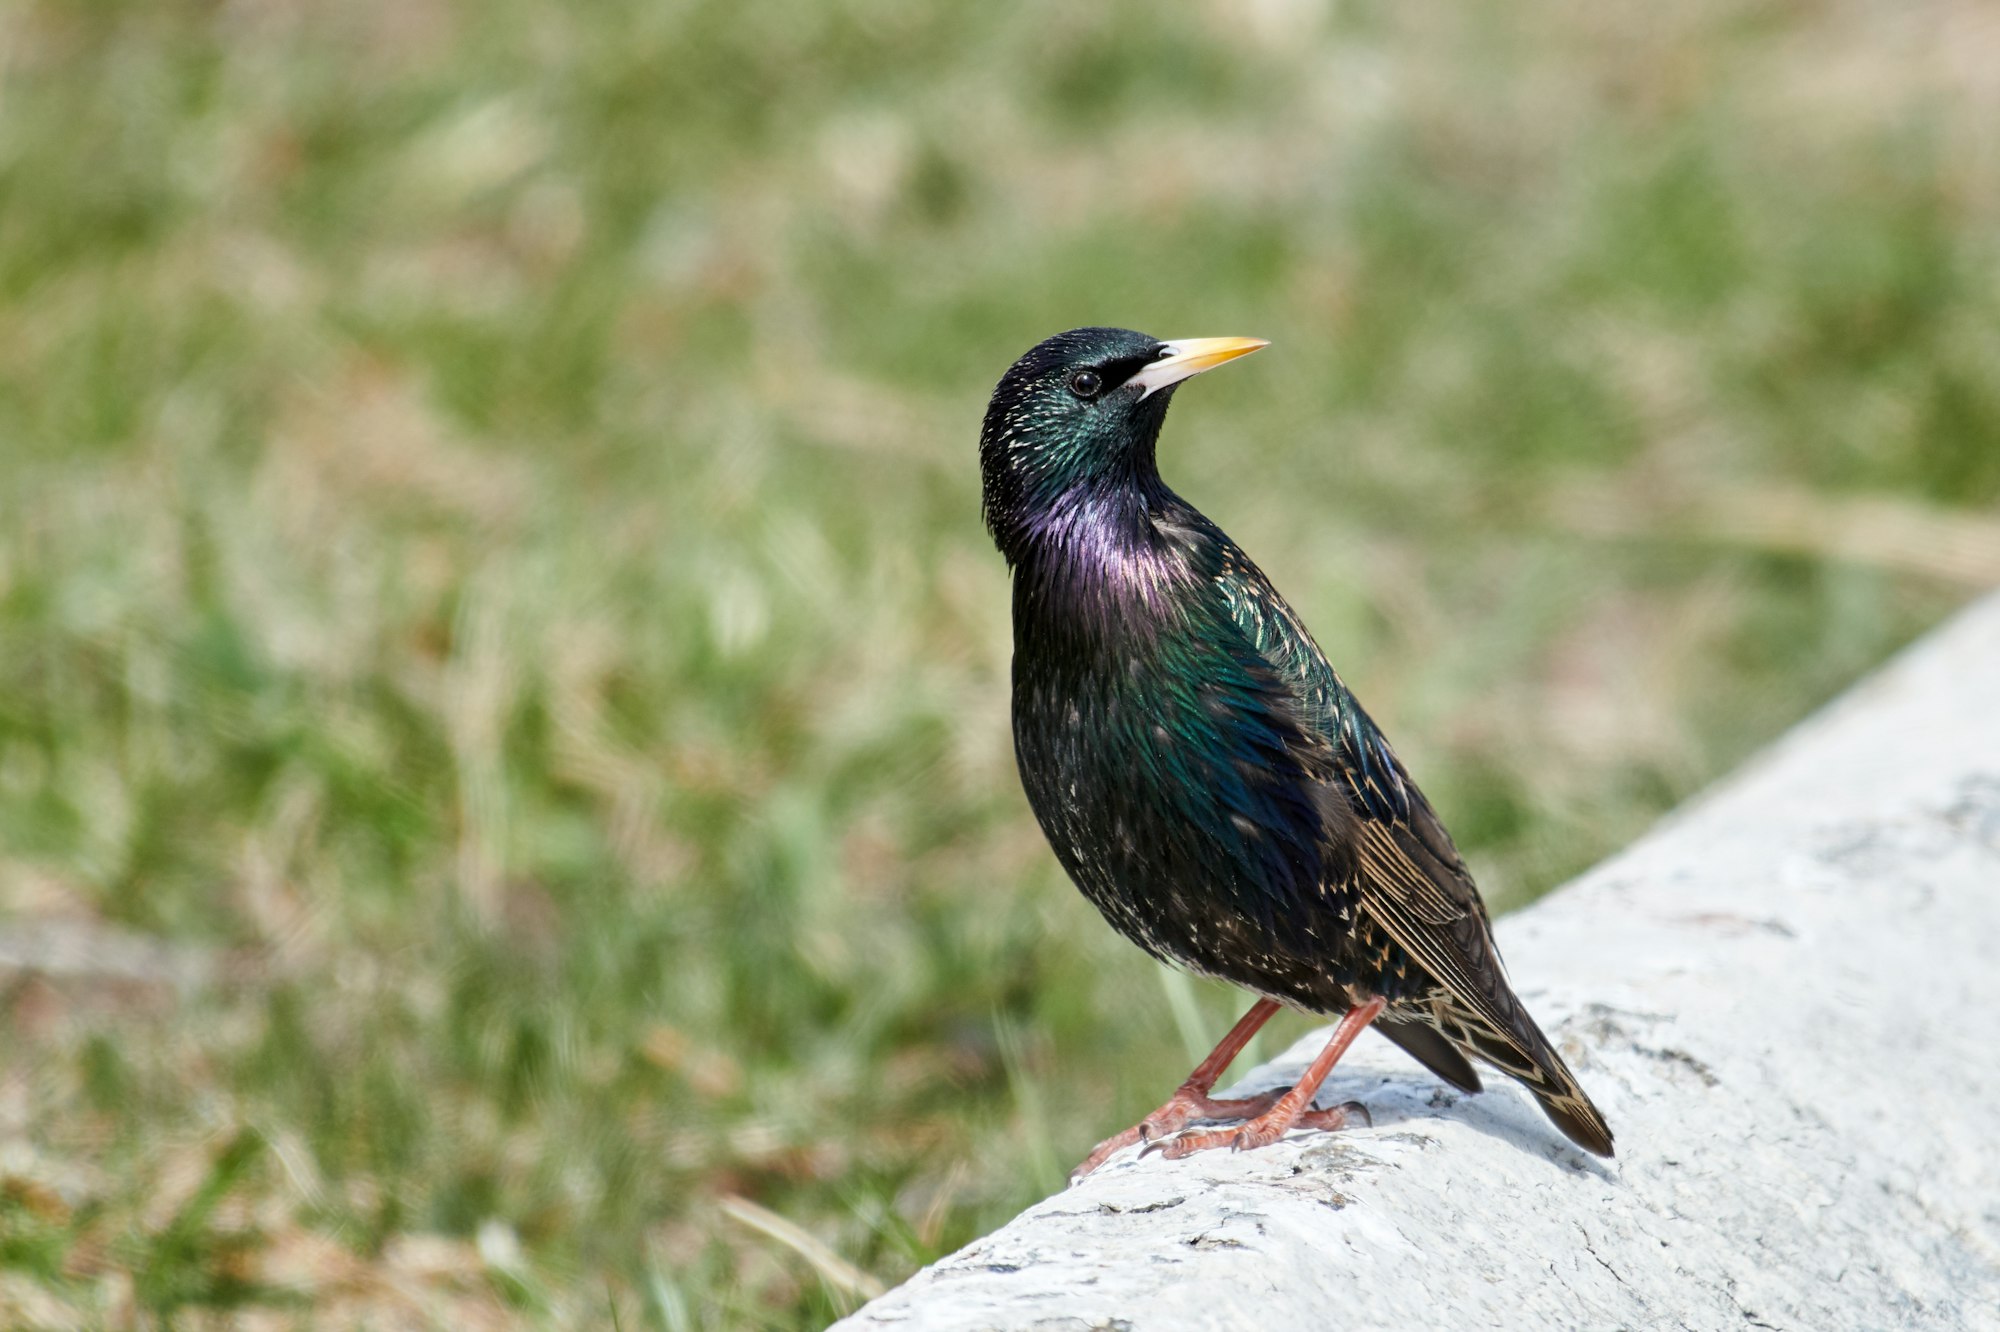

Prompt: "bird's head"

[979,326,1267,562]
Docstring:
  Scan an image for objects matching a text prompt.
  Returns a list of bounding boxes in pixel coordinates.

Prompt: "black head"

[979,326,1266,561]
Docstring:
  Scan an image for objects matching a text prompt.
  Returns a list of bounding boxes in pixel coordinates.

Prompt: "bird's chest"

[1008,611,1340,977]
[1004,547,1374,1005]
[1011,649,1169,867]
[1006,544,1206,862]
[1010,645,1217,947]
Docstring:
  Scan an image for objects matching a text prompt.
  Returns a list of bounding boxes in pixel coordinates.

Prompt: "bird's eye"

[1068,369,1103,399]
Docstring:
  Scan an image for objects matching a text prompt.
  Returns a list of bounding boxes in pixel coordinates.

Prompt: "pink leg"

[1161,996,1386,1158]
[1071,998,1283,1180]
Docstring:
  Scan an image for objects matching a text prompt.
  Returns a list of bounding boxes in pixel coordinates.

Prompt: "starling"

[980,327,1613,1177]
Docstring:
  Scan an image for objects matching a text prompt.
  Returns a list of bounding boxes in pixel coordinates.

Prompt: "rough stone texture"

[835,592,2000,1332]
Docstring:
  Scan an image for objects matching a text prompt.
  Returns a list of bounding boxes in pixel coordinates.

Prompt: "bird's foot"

[1070,1085,1286,1180]
[1158,1098,1370,1159]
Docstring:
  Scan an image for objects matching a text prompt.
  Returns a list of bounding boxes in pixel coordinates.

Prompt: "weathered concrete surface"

[836,592,2000,1331]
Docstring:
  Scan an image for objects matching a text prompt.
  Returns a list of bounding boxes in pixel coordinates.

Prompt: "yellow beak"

[1127,336,1270,398]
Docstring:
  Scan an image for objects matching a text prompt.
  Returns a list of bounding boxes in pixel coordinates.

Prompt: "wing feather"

[1202,538,1614,1156]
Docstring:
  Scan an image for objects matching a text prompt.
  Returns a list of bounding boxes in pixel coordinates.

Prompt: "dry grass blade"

[717,1195,886,1303]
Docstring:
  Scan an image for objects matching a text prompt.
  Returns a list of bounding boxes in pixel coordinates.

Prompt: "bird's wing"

[1208,549,1495,975]
[1338,702,1614,1154]
[1205,545,1613,1154]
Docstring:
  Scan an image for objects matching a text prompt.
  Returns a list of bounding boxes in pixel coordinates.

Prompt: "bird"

[979,327,1613,1178]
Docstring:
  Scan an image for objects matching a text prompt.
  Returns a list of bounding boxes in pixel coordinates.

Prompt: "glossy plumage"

[982,327,1612,1162]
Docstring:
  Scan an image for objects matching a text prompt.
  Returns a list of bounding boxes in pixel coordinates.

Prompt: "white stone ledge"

[835,591,2000,1332]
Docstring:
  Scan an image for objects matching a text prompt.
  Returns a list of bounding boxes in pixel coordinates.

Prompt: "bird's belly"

[1011,669,1362,1010]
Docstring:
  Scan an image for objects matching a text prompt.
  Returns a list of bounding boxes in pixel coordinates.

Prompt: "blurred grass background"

[1,0,1997,1326]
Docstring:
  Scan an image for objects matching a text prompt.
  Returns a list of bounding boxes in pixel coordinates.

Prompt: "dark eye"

[1068,369,1103,398]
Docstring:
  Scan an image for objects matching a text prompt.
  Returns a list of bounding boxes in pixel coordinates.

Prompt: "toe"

[1071,1125,1144,1179]
[1158,1128,1230,1159]
[1293,1099,1369,1133]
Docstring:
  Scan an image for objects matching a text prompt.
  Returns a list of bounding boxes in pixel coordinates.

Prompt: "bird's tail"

[1435,997,1614,1157]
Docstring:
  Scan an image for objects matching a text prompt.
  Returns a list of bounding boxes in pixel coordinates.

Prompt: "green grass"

[1,0,1996,1325]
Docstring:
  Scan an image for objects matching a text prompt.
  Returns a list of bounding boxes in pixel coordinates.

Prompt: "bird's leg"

[1161,996,1386,1158]
[1070,997,1283,1180]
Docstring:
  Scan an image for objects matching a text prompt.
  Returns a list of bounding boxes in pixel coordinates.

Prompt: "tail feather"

[1445,1004,1614,1157]
[1375,1014,1482,1095]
